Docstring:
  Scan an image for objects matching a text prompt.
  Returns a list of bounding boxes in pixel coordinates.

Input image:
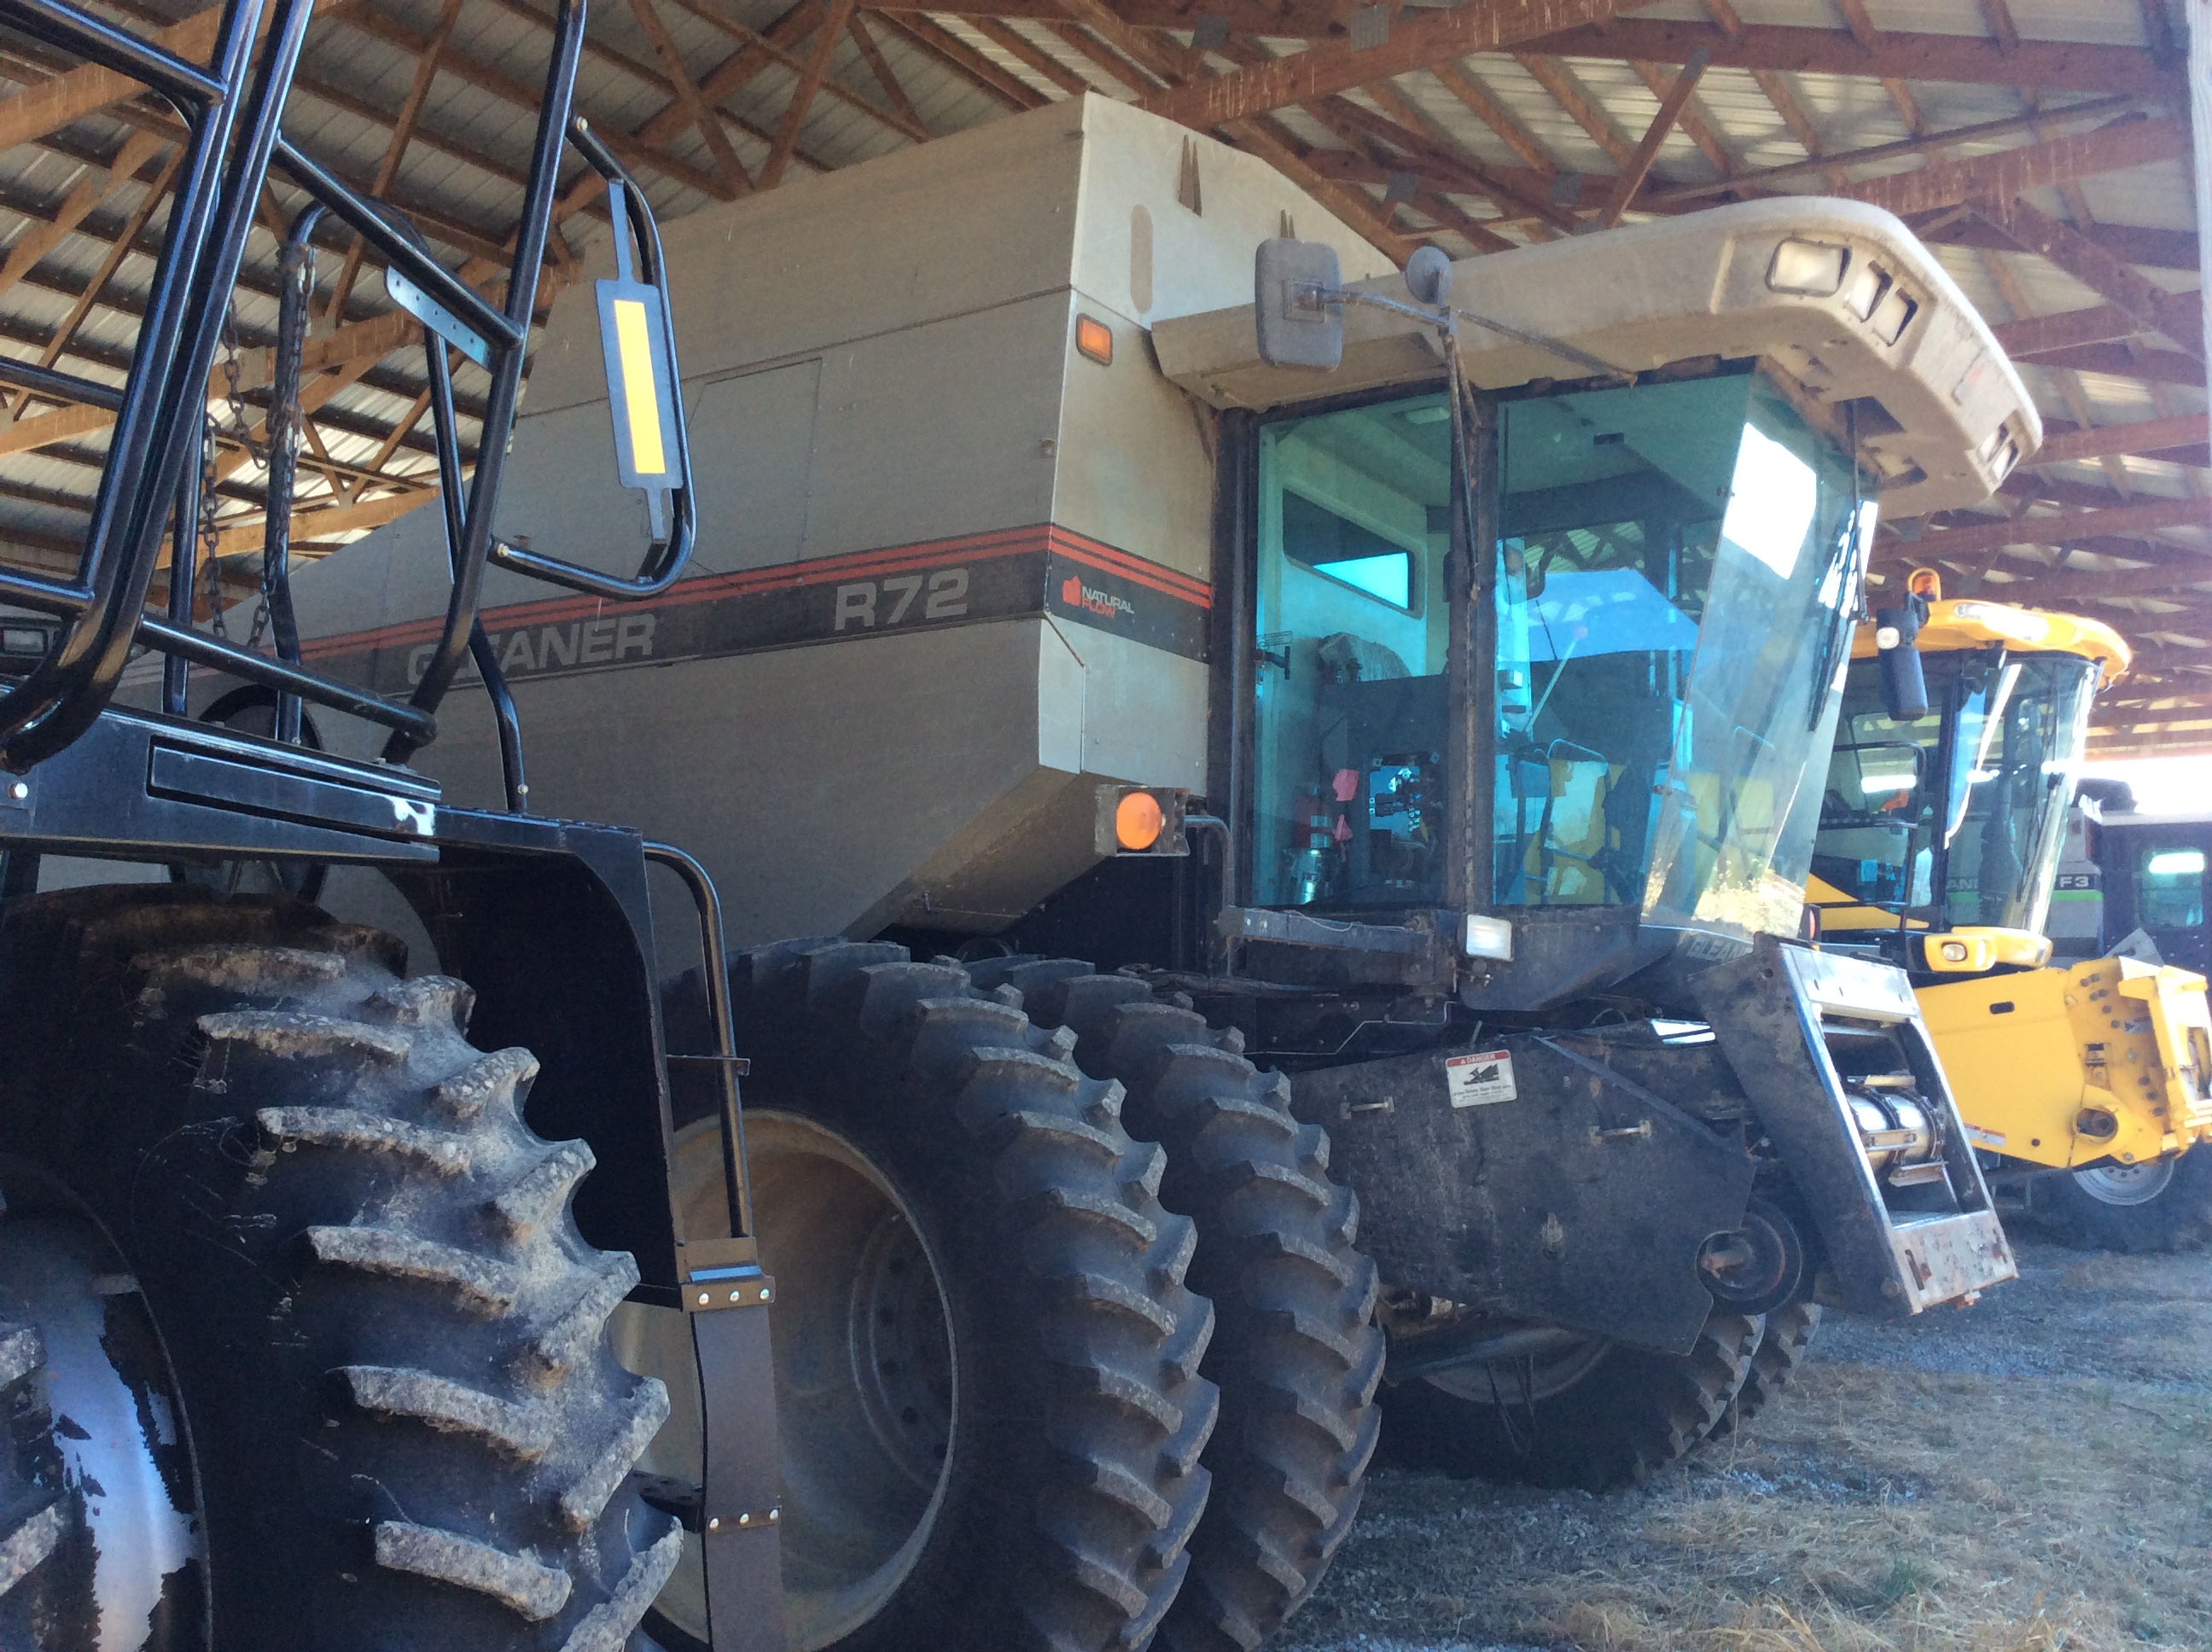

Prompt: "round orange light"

[1115,790,1165,852]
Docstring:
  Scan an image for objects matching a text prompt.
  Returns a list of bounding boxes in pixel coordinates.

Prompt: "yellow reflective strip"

[612,298,667,475]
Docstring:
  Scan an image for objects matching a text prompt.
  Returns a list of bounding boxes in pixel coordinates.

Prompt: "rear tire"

[2029,1151,2212,1253]
[1710,1300,1821,1440]
[655,939,1217,1651]
[0,887,680,1650]
[1380,1310,1762,1493]
[966,957,1383,1652]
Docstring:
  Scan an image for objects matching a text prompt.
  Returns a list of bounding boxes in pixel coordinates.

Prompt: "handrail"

[0,0,698,796]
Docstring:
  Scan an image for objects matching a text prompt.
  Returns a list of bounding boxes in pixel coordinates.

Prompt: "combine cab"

[291,95,2032,1643]
[1811,576,2212,1252]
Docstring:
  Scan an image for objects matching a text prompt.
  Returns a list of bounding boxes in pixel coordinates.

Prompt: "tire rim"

[614,1112,958,1652]
[0,1172,205,1652]
[1421,1333,1611,1405]
[2074,1158,2177,1207]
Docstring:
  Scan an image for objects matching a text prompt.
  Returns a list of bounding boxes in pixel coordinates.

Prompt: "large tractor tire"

[964,957,1383,1652]
[1710,1300,1821,1440]
[0,886,680,1650]
[645,939,1217,1651]
[1379,1310,1762,1493]
[2029,1151,2212,1253]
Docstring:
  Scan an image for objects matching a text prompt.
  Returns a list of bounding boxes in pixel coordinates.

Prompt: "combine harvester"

[290,96,2031,1647]
[1811,579,2212,1253]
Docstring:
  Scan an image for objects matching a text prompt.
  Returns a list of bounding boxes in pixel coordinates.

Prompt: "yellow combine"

[1811,572,2212,1249]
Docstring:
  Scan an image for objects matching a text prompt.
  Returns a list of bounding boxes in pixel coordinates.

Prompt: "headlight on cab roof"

[1767,238,1848,297]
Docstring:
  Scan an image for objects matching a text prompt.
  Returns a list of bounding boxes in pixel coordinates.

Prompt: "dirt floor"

[1277,1237,2212,1652]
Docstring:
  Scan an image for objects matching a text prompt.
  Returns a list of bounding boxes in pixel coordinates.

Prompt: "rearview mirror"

[1871,602,1929,722]
[1254,237,1344,369]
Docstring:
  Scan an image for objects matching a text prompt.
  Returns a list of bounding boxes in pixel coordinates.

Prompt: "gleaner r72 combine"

[0,3,846,1649]
[290,96,2031,1649]
[1812,586,2212,1253]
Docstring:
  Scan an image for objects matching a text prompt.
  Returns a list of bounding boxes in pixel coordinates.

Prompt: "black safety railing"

[0,0,695,797]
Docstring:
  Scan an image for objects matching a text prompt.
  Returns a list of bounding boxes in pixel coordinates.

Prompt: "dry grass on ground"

[1278,1242,2212,1652]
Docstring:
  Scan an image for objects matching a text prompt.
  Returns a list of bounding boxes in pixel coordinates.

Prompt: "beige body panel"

[1156,198,2038,519]
[286,97,1355,950]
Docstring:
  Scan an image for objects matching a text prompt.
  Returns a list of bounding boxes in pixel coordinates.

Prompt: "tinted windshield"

[1813,650,2098,932]
[1493,372,1866,936]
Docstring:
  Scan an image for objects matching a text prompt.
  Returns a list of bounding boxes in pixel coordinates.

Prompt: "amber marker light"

[1115,790,1165,851]
[1075,315,1114,365]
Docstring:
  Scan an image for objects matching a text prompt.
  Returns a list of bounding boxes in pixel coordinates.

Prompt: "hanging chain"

[201,414,228,638]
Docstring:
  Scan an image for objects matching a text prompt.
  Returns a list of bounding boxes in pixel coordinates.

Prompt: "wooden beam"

[1627,57,1731,177]
[2035,414,2210,468]
[1304,100,1580,230]
[972,17,1092,95]
[760,0,860,187]
[1976,0,2020,55]
[1992,304,2143,355]
[2014,343,2208,390]
[1593,46,1708,226]
[1980,192,2203,360]
[873,11,1042,108]
[208,489,437,561]
[335,4,734,202]
[0,307,425,458]
[1655,92,2142,204]
[629,0,753,196]
[1912,497,2210,557]
[1427,59,1554,176]
[660,0,929,142]
[1826,116,2192,218]
[1134,0,1627,130]
[1518,18,2180,96]
[0,129,161,305]
[1912,214,2196,271]
[0,3,223,154]
[845,12,926,131]
[327,0,470,321]
[1515,53,1633,167]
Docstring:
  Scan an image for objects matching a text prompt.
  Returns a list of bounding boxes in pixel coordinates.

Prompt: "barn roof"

[0,0,2201,752]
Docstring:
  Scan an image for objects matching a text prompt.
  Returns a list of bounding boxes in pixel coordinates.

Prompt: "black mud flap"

[1289,1035,1753,1356]
[1695,936,2017,1317]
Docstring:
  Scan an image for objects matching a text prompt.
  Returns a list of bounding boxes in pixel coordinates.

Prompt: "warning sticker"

[1445,1050,1517,1108]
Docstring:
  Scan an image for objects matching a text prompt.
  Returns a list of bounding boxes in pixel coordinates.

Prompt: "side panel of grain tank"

[282,98,1379,953]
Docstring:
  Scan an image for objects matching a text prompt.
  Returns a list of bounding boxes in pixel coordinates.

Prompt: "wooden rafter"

[327,0,469,323]
[628,0,753,197]
[2036,414,2210,468]
[845,13,926,131]
[1910,497,2209,558]
[761,0,861,187]
[873,11,1041,108]
[969,18,1092,96]
[1979,190,2204,360]
[1134,0,1627,129]
[1514,53,1633,166]
[1427,59,1555,176]
[1592,46,1708,226]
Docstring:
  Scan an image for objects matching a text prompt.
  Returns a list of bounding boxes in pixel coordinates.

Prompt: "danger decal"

[1445,1050,1517,1108]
